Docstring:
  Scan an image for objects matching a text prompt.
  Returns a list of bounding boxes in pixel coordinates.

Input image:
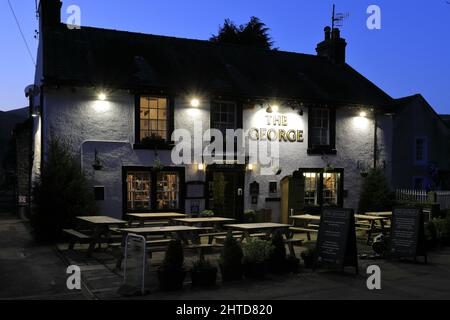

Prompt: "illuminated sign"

[249,113,304,143]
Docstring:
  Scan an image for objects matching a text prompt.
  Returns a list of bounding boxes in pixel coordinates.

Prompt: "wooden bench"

[213,233,268,244]
[63,229,92,250]
[199,231,244,244]
[289,227,318,241]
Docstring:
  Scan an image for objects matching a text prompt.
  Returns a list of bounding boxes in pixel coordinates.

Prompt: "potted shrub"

[244,210,256,223]
[242,238,274,279]
[200,210,215,218]
[157,240,186,291]
[301,247,317,269]
[190,259,218,288]
[268,231,287,274]
[219,233,244,282]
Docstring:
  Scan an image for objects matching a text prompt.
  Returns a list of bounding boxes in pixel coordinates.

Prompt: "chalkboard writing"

[390,208,427,262]
[316,208,358,274]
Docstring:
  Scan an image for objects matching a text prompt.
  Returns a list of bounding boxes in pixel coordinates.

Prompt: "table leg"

[367,221,375,245]
[87,226,102,256]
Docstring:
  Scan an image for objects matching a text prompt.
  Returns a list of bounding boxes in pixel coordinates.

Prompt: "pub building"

[29,0,395,222]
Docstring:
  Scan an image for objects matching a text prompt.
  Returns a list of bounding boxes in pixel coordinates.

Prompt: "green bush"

[219,232,243,267]
[162,239,184,270]
[432,219,450,240]
[242,238,274,264]
[358,168,394,213]
[31,137,96,242]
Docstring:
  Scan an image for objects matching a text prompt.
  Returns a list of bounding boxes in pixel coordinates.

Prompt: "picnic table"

[289,215,321,241]
[355,214,390,245]
[224,223,300,256]
[126,212,187,226]
[116,225,210,268]
[74,216,127,255]
[365,212,392,217]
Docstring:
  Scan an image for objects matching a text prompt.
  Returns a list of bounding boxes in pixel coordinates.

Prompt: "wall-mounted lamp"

[98,92,107,101]
[197,163,205,171]
[359,111,367,117]
[190,98,201,108]
[247,164,254,171]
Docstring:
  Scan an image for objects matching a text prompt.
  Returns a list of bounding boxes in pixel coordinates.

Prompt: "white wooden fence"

[436,191,450,210]
[396,189,450,210]
[396,189,428,203]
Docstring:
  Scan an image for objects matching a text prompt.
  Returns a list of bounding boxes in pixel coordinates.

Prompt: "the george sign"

[390,208,427,263]
[315,208,358,274]
[249,112,304,143]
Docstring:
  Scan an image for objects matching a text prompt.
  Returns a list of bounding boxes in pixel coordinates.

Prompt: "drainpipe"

[80,140,132,172]
[373,112,378,169]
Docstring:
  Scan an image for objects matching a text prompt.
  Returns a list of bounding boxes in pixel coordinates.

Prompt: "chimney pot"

[324,26,331,40]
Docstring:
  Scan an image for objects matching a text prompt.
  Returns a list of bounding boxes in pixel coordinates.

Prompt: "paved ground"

[1,214,450,300]
[0,213,87,300]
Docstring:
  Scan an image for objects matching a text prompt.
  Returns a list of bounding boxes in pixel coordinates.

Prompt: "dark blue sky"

[1,0,449,113]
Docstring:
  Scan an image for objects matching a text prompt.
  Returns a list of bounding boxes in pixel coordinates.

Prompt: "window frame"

[134,94,175,149]
[307,107,337,155]
[414,136,428,166]
[122,166,185,216]
[298,168,344,209]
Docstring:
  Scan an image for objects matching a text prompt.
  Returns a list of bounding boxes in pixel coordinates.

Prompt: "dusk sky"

[1,0,449,113]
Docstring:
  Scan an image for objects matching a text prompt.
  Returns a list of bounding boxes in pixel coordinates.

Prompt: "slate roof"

[42,25,394,108]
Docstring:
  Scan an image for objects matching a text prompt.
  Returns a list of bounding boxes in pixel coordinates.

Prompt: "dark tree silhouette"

[210,16,274,50]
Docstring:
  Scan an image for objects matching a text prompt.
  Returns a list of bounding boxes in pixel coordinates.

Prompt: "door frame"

[205,164,246,221]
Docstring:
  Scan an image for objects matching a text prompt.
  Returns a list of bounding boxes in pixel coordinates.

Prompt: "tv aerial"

[332,4,350,29]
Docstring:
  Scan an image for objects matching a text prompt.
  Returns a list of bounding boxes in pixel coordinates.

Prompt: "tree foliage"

[358,168,394,213]
[210,17,274,50]
[31,137,96,242]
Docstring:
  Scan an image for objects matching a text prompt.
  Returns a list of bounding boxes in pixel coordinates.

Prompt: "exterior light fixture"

[191,98,200,108]
[98,93,107,101]
[266,105,273,113]
[359,111,367,117]
[198,163,205,171]
[247,164,254,171]
[272,105,279,113]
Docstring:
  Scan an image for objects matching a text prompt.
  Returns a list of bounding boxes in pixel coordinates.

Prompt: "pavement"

[1,214,450,300]
[0,213,87,300]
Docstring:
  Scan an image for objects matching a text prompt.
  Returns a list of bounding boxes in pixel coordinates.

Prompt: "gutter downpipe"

[374,112,378,169]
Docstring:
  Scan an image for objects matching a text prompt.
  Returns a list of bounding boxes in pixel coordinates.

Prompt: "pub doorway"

[206,164,245,222]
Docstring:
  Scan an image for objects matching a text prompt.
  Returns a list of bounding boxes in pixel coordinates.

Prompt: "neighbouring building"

[28,0,396,221]
[392,94,450,191]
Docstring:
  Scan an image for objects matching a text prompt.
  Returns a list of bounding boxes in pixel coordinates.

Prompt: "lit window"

[323,173,339,206]
[127,172,151,211]
[140,96,168,141]
[156,172,180,210]
[304,172,319,206]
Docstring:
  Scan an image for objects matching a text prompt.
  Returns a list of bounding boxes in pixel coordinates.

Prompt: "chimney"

[38,0,62,31]
[316,26,347,64]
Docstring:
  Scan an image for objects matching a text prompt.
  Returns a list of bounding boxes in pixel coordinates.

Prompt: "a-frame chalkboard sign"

[389,207,427,263]
[315,208,358,274]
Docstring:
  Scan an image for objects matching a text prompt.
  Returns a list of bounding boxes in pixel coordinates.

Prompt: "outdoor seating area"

[56,208,400,296]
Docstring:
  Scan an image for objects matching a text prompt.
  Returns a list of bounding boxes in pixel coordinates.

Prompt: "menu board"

[316,208,358,274]
[390,208,426,262]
